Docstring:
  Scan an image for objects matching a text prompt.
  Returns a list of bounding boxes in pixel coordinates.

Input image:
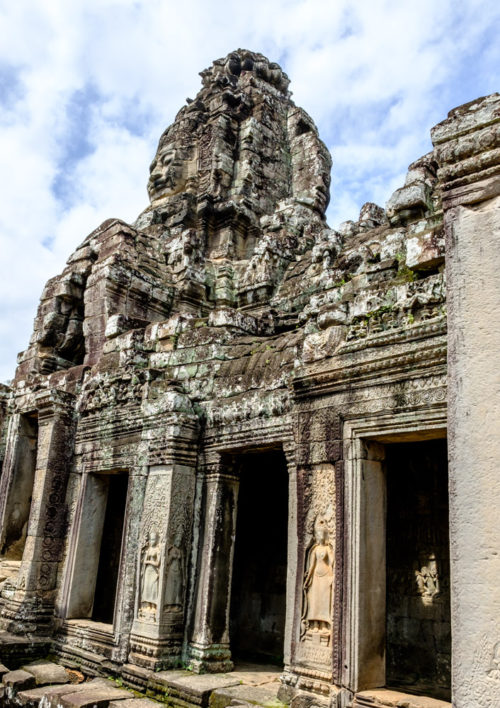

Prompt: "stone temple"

[0,50,499,708]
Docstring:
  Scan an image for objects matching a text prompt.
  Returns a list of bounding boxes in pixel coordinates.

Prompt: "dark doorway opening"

[230,450,288,665]
[91,472,128,624]
[1,413,38,560]
[385,439,451,701]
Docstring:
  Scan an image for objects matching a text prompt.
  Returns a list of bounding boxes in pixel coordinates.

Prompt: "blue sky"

[0,0,499,382]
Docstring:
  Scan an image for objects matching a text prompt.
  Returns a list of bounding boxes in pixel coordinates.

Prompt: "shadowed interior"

[91,472,129,624]
[230,450,288,665]
[386,439,450,701]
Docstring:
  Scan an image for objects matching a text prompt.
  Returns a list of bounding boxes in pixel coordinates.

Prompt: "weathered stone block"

[22,660,69,685]
[2,669,36,692]
[209,683,282,708]
[58,687,132,707]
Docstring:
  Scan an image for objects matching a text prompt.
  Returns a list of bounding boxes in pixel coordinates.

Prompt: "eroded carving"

[164,545,184,612]
[301,516,334,645]
[415,553,441,604]
[487,642,500,680]
[139,529,161,621]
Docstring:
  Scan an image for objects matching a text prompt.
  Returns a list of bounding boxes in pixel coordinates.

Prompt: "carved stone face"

[291,140,331,215]
[311,173,331,214]
[147,143,187,202]
[314,516,328,544]
[149,530,159,546]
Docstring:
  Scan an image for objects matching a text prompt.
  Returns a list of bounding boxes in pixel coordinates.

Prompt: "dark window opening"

[229,450,288,666]
[386,439,451,702]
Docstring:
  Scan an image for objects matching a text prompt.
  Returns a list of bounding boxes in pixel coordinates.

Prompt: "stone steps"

[0,661,160,707]
[0,659,284,708]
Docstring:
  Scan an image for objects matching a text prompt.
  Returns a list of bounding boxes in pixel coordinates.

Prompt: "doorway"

[1,413,38,560]
[229,450,288,665]
[65,470,129,624]
[91,473,129,623]
[385,439,451,701]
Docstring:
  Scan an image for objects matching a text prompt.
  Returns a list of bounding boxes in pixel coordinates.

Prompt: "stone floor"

[0,657,284,707]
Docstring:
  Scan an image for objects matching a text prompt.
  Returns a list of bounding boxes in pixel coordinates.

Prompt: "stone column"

[431,93,500,705]
[3,389,75,633]
[128,388,199,670]
[129,463,197,668]
[188,462,239,673]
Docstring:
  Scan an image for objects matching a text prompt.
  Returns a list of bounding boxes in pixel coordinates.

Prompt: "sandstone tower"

[0,50,499,708]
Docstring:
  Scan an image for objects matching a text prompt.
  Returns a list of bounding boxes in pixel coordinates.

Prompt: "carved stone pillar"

[129,463,196,668]
[279,407,343,707]
[188,463,239,673]
[128,388,198,670]
[431,93,500,705]
[281,462,336,705]
[1,389,75,633]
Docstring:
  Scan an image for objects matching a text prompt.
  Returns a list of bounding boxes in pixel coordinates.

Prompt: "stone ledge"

[120,662,282,708]
[209,682,283,708]
[149,670,242,706]
[352,688,451,708]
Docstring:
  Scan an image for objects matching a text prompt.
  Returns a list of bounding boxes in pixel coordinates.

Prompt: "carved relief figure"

[301,516,334,644]
[139,530,160,621]
[415,553,441,604]
[487,642,500,680]
[164,545,184,611]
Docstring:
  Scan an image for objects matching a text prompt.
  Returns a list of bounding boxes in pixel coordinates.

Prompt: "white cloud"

[0,0,499,381]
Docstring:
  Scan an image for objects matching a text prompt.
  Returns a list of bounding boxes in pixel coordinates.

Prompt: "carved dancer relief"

[301,515,334,646]
[139,529,161,621]
[415,553,440,604]
[164,545,184,612]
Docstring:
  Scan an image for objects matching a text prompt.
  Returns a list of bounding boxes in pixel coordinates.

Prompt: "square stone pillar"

[2,390,75,632]
[129,463,197,668]
[279,408,342,707]
[432,93,500,705]
[188,463,239,673]
[128,387,199,670]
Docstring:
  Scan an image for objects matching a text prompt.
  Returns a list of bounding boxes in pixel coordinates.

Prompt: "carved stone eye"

[161,150,175,167]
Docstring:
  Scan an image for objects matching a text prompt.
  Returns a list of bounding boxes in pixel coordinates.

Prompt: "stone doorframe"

[187,439,297,673]
[58,468,131,628]
[341,408,447,704]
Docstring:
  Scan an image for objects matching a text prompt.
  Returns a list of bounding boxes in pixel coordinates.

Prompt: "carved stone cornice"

[338,315,446,355]
[34,388,76,422]
[294,338,447,399]
[431,93,500,198]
